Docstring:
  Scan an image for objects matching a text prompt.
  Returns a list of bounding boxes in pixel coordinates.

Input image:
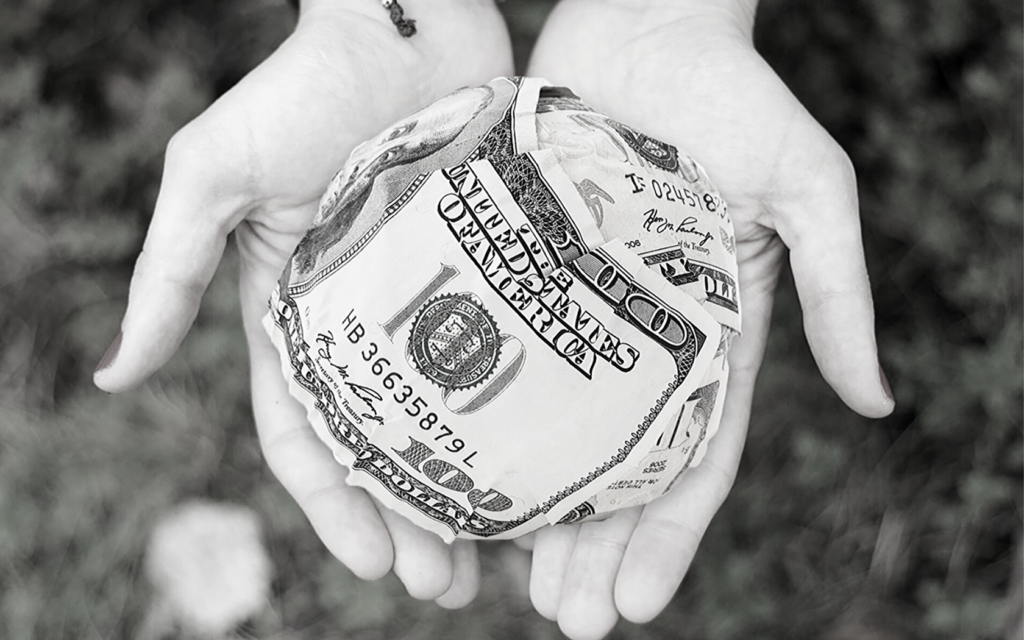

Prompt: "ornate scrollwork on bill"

[265,77,740,540]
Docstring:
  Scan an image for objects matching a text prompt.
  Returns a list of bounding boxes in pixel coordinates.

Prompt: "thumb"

[772,121,895,418]
[94,125,250,393]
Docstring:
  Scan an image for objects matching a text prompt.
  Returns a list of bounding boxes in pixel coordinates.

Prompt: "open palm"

[94,0,512,607]
[524,1,894,638]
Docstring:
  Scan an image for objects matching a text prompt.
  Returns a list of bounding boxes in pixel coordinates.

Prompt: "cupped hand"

[94,0,512,607]
[525,0,894,637]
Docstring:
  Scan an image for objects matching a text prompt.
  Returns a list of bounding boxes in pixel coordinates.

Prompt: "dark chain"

[382,0,417,37]
[286,0,416,38]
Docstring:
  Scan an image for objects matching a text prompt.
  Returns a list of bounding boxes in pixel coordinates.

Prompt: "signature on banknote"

[640,208,715,247]
[265,77,738,540]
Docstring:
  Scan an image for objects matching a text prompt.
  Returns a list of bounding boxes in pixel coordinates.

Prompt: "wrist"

[298,0,498,18]
[613,0,757,40]
[298,0,380,20]
[297,0,506,39]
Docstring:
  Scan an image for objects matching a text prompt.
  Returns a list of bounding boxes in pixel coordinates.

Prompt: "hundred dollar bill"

[266,152,720,541]
[557,333,731,523]
[532,91,741,335]
[501,86,741,523]
[289,76,546,286]
[265,77,739,540]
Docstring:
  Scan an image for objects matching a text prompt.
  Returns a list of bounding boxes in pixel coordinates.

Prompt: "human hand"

[524,0,895,637]
[93,0,512,608]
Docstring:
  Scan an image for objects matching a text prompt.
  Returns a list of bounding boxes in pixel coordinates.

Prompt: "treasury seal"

[408,293,501,391]
[607,119,680,173]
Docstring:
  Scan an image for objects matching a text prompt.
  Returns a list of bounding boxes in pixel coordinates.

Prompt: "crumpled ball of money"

[265,77,740,542]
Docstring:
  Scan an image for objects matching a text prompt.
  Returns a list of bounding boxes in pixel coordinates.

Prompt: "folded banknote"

[265,77,740,541]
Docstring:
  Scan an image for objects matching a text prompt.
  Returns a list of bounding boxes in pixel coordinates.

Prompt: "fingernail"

[95,332,123,375]
[879,364,894,404]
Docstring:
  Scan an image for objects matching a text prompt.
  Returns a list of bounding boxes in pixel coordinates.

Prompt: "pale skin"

[93,0,512,609]
[93,1,894,638]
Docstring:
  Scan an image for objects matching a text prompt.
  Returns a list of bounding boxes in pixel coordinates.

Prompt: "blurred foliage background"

[0,0,1020,639]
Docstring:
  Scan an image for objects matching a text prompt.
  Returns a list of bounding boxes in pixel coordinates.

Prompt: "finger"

[435,540,481,609]
[557,508,641,640]
[529,524,579,621]
[770,126,894,418]
[94,123,250,393]
[376,503,456,600]
[248,321,395,580]
[614,239,778,623]
[513,531,536,551]
[613,364,756,623]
